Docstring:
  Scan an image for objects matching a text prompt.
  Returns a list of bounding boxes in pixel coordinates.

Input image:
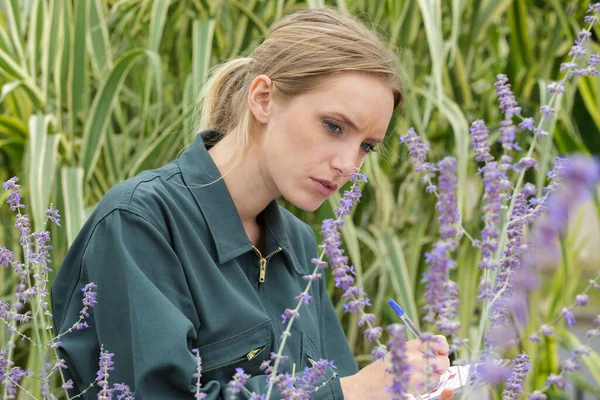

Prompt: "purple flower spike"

[281,308,299,324]
[96,350,115,398]
[386,324,411,400]
[227,368,251,397]
[2,177,25,212]
[502,354,531,399]
[399,128,436,179]
[590,54,600,67]
[436,157,460,241]
[0,247,14,268]
[470,120,493,162]
[495,74,522,119]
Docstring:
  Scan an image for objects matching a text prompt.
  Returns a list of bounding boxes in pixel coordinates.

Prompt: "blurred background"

[0,0,599,398]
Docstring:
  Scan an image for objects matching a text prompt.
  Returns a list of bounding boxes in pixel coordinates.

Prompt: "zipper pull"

[258,258,267,283]
[246,348,261,360]
[308,357,316,366]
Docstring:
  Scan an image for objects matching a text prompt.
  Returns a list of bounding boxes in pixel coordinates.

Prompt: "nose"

[331,144,360,178]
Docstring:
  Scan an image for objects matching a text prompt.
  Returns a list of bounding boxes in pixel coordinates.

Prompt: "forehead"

[296,72,395,134]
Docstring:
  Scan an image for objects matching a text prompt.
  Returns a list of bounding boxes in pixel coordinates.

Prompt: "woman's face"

[258,72,395,211]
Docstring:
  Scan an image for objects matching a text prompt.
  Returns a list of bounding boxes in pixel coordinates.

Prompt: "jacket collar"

[177,131,304,274]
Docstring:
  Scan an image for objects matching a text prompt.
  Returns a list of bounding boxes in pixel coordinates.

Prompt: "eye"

[361,142,376,154]
[324,120,343,135]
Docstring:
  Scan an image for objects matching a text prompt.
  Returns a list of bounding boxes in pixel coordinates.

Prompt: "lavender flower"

[400,128,437,184]
[477,162,504,274]
[192,349,208,400]
[470,120,493,162]
[502,354,531,399]
[0,247,14,267]
[45,204,61,226]
[227,368,251,398]
[519,117,535,131]
[436,157,460,241]
[96,350,115,400]
[539,106,555,120]
[422,241,455,323]
[2,177,25,212]
[546,373,566,389]
[575,294,589,306]
[529,390,547,400]
[386,324,411,400]
[495,74,522,119]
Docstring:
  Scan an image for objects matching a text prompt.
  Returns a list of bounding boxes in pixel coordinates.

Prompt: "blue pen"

[388,298,422,339]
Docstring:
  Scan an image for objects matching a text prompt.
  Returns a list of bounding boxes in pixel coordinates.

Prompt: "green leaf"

[80,49,160,183]
[26,115,59,231]
[68,0,88,136]
[61,167,87,246]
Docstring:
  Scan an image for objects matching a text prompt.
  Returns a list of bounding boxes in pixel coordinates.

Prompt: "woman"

[51,7,453,399]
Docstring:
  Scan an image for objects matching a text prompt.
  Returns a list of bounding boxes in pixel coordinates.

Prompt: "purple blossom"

[62,379,74,390]
[502,354,531,399]
[422,241,456,323]
[96,350,115,399]
[517,157,539,171]
[31,231,52,264]
[371,344,388,362]
[358,313,376,327]
[569,44,587,58]
[540,106,556,120]
[495,74,522,118]
[546,373,566,389]
[2,177,25,212]
[519,117,535,131]
[540,324,553,336]
[562,307,576,328]
[386,324,411,400]
[343,297,371,314]
[575,294,589,306]
[302,273,321,281]
[498,120,520,151]
[0,247,14,268]
[522,182,537,198]
[295,292,312,304]
[364,327,383,343]
[529,390,547,400]
[548,81,566,95]
[470,120,493,162]
[436,157,460,241]
[477,162,505,275]
[399,128,437,183]
[590,54,600,67]
[281,308,299,324]
[45,204,61,226]
[476,361,511,385]
[227,368,251,398]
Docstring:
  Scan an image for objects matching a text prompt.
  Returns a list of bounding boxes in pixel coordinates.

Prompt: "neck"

[208,131,278,226]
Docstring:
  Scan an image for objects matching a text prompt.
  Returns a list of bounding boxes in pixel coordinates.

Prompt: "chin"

[283,193,325,212]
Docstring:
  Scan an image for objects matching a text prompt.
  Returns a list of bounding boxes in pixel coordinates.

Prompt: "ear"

[247,75,273,125]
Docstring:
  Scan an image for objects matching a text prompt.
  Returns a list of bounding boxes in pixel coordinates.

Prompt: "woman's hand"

[339,335,452,400]
[405,335,451,393]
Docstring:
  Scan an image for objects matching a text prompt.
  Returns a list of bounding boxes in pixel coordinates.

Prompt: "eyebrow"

[329,111,383,144]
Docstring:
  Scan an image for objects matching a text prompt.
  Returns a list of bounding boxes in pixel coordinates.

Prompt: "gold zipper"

[252,246,283,283]
[307,357,316,367]
[202,346,264,372]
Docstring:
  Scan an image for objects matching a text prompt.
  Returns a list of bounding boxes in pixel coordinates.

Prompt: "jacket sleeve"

[54,209,347,399]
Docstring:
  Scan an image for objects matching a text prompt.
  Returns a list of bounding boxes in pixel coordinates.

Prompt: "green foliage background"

[0,0,599,398]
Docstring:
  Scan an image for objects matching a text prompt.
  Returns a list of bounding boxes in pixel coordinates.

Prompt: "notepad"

[417,359,510,399]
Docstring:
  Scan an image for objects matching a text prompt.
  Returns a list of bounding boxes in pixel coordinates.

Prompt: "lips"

[311,178,338,196]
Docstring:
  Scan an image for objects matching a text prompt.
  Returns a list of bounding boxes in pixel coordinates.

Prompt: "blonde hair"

[195,7,403,152]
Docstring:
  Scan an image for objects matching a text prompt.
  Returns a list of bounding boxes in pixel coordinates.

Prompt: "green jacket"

[51,131,358,399]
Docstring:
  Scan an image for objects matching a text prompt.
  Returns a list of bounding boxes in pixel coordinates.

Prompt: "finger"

[432,335,450,355]
[434,355,451,373]
[440,389,454,400]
